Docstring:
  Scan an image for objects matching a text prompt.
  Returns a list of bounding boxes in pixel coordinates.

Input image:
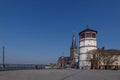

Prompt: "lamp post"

[115,55,118,70]
[61,56,64,69]
[2,46,5,68]
[76,55,79,69]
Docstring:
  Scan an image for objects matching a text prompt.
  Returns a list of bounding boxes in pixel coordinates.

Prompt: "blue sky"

[0,0,120,64]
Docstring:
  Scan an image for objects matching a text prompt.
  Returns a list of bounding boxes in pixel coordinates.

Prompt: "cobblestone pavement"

[0,69,119,80]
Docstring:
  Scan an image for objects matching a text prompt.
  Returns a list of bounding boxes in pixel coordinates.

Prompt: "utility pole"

[3,46,5,68]
[62,52,64,69]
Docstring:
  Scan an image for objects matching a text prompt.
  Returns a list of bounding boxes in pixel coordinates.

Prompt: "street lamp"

[2,46,5,68]
[61,56,64,69]
[115,55,118,70]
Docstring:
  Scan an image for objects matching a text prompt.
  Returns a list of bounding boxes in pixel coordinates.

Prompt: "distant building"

[70,34,77,60]
[57,28,120,70]
[57,56,73,68]
[57,34,78,68]
[70,34,79,68]
[91,48,120,70]
[79,28,97,69]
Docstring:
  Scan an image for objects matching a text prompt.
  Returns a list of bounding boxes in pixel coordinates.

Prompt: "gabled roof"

[97,49,120,55]
[58,56,71,61]
[79,28,97,35]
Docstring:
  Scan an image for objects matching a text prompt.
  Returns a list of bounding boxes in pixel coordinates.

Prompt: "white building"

[79,28,97,69]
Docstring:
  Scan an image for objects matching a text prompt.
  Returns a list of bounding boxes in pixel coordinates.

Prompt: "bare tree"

[86,49,98,69]
[87,49,116,69]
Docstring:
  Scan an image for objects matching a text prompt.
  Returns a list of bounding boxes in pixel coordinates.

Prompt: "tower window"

[81,33,85,38]
[92,33,96,38]
[86,33,91,38]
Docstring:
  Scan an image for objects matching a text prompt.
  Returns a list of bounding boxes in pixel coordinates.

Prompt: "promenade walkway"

[0,69,119,80]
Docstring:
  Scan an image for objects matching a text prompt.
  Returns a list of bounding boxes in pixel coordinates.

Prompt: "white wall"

[80,40,97,47]
[79,37,97,68]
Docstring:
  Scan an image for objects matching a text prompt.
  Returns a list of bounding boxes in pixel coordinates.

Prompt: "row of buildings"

[57,28,120,70]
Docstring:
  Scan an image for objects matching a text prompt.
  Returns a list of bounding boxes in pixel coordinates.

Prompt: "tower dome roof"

[79,28,97,35]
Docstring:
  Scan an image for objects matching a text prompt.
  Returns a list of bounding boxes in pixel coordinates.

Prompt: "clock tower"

[79,28,97,69]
